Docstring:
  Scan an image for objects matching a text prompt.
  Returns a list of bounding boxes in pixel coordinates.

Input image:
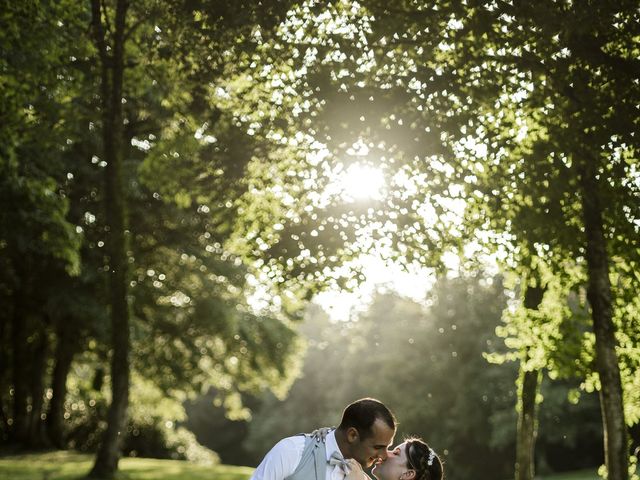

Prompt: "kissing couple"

[250,398,443,480]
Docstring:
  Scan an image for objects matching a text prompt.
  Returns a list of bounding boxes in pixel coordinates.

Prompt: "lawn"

[0,451,602,480]
[0,451,254,480]
[536,470,601,480]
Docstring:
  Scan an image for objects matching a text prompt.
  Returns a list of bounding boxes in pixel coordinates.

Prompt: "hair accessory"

[427,449,436,466]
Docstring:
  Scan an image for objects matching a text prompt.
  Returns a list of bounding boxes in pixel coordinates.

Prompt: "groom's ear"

[346,427,360,443]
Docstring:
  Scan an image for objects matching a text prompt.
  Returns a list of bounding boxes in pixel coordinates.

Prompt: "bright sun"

[337,163,385,201]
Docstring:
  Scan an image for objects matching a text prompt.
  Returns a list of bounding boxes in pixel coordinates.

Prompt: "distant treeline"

[187,277,610,480]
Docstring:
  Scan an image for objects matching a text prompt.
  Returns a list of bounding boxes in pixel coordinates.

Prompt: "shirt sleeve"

[250,436,305,480]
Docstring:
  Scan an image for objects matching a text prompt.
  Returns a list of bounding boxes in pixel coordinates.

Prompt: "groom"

[250,398,397,480]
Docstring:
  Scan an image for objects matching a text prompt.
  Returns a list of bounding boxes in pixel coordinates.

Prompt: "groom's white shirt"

[250,429,349,480]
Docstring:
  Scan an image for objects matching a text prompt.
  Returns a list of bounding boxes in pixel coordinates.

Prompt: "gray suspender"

[284,432,328,480]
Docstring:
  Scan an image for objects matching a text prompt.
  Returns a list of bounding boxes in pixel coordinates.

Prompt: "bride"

[372,437,443,480]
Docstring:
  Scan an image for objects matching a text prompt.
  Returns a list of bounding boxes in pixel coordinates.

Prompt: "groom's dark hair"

[338,398,396,439]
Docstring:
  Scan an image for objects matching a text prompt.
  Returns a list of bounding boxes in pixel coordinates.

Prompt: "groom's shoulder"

[270,433,307,456]
[251,434,307,480]
[264,427,333,464]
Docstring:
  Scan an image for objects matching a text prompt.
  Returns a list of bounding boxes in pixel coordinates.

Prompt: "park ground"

[0,451,599,480]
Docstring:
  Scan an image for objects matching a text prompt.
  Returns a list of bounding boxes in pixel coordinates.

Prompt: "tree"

[417,4,639,478]
[0,0,84,448]
[238,2,639,478]
[2,0,336,473]
[515,282,545,480]
[81,1,363,476]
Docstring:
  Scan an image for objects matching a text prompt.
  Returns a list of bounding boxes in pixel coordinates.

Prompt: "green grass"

[0,451,254,480]
[0,451,603,480]
[535,470,600,480]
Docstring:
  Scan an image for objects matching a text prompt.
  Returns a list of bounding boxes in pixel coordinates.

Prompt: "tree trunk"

[515,283,545,480]
[0,304,10,437]
[89,0,131,477]
[47,319,77,448]
[10,302,29,445]
[516,367,540,480]
[26,327,49,448]
[579,162,628,480]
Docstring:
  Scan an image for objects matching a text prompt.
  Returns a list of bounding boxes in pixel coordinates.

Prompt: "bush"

[62,365,218,463]
[166,427,220,464]
[123,420,219,464]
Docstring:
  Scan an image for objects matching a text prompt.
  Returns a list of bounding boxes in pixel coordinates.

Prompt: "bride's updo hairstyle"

[405,437,444,480]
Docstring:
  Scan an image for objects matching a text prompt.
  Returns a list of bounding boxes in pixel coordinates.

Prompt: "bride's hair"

[404,437,444,480]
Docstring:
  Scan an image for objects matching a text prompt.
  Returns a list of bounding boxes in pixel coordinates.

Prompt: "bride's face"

[371,442,411,480]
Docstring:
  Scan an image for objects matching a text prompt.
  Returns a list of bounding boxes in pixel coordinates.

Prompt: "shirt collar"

[325,429,345,461]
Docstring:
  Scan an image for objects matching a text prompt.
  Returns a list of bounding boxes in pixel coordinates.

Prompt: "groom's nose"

[377,450,389,462]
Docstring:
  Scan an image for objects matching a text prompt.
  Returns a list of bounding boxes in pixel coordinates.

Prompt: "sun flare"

[337,164,385,201]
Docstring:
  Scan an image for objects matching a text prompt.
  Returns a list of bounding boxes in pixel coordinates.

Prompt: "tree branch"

[124,15,147,42]
[100,0,113,39]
